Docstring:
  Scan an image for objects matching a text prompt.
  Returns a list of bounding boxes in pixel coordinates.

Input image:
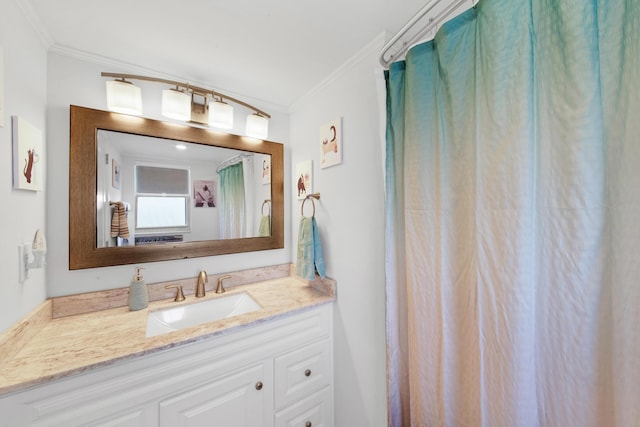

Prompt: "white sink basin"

[146,292,261,337]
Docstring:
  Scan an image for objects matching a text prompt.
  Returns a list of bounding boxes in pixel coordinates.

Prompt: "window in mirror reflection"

[136,196,188,229]
[135,164,191,232]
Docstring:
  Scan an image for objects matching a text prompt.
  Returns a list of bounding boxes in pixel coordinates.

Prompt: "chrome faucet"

[195,271,208,297]
[216,275,232,294]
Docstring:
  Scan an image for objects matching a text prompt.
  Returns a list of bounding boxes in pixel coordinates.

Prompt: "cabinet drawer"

[275,386,332,427]
[274,339,331,410]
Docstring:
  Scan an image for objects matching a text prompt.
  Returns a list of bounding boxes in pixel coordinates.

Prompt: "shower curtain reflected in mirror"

[218,156,256,239]
[219,162,246,239]
[385,0,640,426]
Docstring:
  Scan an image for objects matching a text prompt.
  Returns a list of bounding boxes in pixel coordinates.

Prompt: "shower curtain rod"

[379,0,478,68]
[216,154,250,173]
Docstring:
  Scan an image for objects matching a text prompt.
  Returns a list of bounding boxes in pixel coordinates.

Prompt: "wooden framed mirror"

[69,105,284,270]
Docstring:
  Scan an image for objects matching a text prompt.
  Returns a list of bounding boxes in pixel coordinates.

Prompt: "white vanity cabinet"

[0,305,333,427]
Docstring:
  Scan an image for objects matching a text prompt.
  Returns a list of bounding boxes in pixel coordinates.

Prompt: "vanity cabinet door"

[159,362,272,427]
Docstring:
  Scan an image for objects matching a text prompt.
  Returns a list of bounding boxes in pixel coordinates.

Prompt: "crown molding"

[48,44,289,114]
[15,0,55,49]
[289,31,390,113]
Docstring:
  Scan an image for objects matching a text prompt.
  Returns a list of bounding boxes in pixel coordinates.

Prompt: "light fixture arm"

[101,72,271,119]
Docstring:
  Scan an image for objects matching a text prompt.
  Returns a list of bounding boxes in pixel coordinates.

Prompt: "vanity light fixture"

[102,72,270,139]
[246,113,269,140]
[209,99,234,129]
[161,88,191,121]
[189,93,209,124]
[106,79,143,115]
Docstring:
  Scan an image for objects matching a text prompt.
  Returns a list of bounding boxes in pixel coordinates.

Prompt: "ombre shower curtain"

[219,162,246,239]
[385,0,640,426]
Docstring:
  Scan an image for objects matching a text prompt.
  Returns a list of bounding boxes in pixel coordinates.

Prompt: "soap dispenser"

[129,267,149,311]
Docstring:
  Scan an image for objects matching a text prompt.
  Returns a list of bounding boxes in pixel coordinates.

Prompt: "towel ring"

[261,199,271,216]
[301,197,315,217]
[301,193,320,217]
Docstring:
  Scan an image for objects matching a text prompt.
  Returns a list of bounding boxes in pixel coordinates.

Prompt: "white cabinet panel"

[275,387,332,427]
[159,363,271,427]
[89,410,147,427]
[274,339,331,411]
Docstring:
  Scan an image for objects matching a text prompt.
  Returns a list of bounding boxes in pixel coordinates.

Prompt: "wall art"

[261,156,271,184]
[194,179,216,207]
[296,160,313,200]
[320,117,342,169]
[12,116,43,191]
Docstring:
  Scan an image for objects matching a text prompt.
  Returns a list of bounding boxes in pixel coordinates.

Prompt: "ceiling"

[25,0,436,110]
[98,130,244,164]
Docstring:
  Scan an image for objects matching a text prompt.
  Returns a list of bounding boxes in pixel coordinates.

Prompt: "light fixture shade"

[162,89,191,121]
[208,100,234,129]
[246,113,269,139]
[106,80,142,115]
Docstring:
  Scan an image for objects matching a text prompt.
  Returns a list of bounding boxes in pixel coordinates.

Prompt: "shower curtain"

[385,0,640,426]
[219,162,246,239]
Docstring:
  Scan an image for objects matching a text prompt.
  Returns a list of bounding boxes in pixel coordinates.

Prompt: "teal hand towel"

[296,216,326,281]
[258,215,271,237]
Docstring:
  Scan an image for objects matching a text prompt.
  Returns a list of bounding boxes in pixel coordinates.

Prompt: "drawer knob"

[255,381,263,391]
[305,369,312,377]
[305,422,312,427]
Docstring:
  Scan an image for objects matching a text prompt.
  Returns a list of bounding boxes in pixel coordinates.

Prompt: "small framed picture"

[112,159,121,189]
[320,117,342,169]
[12,116,43,191]
[296,160,313,200]
[194,180,216,207]
[261,156,271,185]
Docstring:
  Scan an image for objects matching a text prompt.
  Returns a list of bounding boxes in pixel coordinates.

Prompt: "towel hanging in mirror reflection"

[259,199,271,237]
[110,201,130,238]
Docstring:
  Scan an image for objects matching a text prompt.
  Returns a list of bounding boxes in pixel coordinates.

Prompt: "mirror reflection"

[97,130,272,248]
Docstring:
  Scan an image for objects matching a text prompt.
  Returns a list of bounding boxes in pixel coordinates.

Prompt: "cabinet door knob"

[305,422,312,427]
[255,381,263,390]
[305,369,312,377]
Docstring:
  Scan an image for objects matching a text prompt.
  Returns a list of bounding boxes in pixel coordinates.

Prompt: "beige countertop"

[0,272,335,396]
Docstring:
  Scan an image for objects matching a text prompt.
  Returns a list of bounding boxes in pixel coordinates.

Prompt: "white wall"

[289,36,388,426]
[45,52,292,296]
[0,1,48,332]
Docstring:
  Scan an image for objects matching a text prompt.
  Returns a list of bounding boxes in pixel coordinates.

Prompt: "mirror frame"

[69,105,284,270]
